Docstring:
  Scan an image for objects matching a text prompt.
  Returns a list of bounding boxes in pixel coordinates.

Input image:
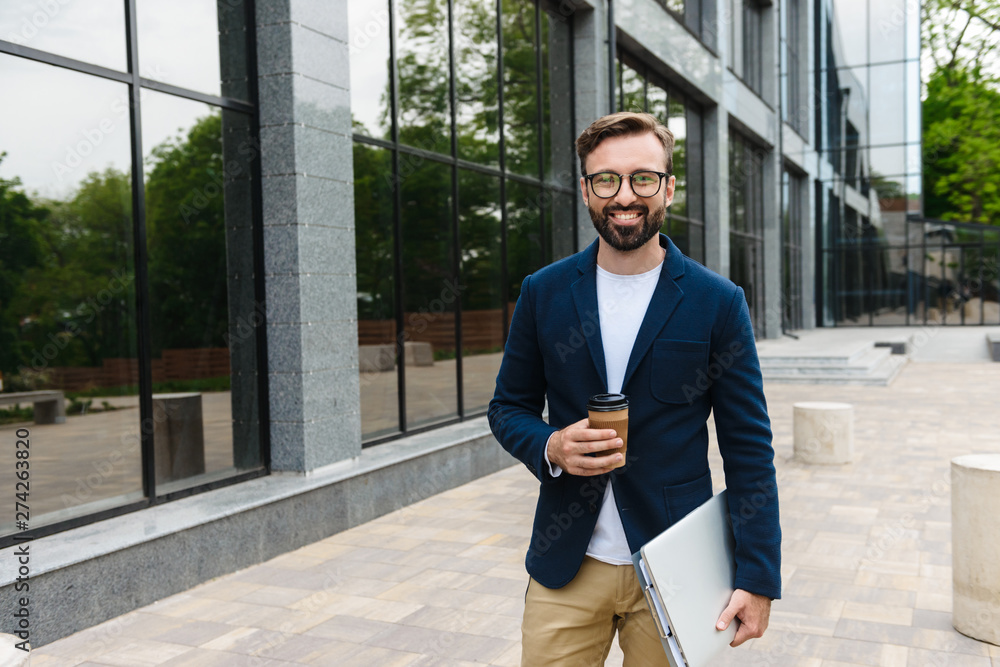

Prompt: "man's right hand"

[547,417,623,476]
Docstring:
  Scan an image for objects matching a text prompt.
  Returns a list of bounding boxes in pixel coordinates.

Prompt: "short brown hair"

[575,112,675,176]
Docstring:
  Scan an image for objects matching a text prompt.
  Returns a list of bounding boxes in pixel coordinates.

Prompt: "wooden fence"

[48,348,231,392]
[358,306,515,351]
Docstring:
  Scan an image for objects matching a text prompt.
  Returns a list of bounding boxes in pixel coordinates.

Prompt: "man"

[488,112,781,665]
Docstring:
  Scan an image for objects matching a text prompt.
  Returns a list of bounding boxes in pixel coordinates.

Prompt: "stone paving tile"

[31,360,1000,665]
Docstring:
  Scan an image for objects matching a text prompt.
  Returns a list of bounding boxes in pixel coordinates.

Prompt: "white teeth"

[614,213,640,220]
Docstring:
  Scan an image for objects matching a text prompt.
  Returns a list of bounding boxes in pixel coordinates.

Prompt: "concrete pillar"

[702,105,729,279]
[951,454,1000,645]
[572,1,610,252]
[793,401,853,464]
[257,0,362,471]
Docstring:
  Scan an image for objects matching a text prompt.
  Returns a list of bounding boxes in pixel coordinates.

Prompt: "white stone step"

[761,347,908,386]
[760,345,892,376]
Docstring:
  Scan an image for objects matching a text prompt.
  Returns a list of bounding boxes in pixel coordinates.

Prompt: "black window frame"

[0,0,269,550]
[351,0,579,447]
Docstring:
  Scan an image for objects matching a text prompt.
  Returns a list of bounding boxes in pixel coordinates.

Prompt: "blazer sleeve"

[488,274,559,483]
[710,287,782,600]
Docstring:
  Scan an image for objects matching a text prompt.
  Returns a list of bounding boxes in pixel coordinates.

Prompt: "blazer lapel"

[621,235,686,391]
[571,240,608,392]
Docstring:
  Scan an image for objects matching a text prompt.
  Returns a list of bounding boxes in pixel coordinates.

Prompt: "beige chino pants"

[520,556,666,666]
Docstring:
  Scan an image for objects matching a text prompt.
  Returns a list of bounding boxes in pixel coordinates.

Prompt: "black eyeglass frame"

[583,170,671,199]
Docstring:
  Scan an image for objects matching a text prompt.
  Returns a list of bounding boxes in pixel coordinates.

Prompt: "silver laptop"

[631,490,737,667]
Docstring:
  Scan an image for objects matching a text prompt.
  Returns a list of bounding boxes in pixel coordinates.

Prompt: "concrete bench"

[987,333,1000,362]
[951,454,1000,645]
[359,344,396,372]
[793,402,854,464]
[0,390,66,424]
[153,393,206,484]
[404,341,434,367]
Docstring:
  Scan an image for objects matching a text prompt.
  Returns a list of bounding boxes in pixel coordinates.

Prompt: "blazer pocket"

[650,339,709,404]
[662,470,713,525]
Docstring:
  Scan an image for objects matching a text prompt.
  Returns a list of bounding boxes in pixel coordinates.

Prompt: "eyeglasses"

[584,171,669,199]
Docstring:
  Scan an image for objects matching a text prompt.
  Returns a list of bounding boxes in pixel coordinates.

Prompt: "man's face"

[579,132,675,252]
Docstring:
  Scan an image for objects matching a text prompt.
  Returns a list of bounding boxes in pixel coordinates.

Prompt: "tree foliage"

[0,112,231,380]
[922,0,1000,224]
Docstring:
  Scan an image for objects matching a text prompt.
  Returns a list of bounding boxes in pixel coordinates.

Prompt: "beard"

[588,198,667,252]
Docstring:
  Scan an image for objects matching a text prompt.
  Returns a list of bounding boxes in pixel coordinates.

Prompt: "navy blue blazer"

[488,234,781,599]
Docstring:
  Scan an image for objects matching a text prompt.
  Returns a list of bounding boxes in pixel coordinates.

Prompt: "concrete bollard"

[0,633,30,665]
[793,402,854,464]
[951,454,1000,645]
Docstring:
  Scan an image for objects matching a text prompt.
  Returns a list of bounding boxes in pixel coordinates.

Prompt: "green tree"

[922,0,1000,224]
[0,155,48,375]
[144,112,228,355]
[9,168,135,371]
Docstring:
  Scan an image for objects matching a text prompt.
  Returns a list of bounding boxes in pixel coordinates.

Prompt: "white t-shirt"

[544,259,663,565]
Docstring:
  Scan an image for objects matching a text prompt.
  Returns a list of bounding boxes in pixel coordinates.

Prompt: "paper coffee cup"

[587,393,629,468]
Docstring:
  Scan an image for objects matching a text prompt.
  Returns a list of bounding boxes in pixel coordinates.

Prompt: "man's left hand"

[716,589,771,647]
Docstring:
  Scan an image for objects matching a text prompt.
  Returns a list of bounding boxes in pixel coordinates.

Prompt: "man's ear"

[579,176,589,205]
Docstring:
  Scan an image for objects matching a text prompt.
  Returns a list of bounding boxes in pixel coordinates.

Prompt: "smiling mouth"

[609,210,644,223]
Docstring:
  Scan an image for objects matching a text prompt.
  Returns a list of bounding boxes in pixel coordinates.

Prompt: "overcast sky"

[0,0,224,199]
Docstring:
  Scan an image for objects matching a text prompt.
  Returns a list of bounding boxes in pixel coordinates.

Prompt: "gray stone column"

[702,105,729,279]
[572,1,610,251]
[800,174,817,329]
[256,0,361,471]
[762,145,782,339]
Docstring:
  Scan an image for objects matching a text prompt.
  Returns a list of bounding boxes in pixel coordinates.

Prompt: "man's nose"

[614,177,638,205]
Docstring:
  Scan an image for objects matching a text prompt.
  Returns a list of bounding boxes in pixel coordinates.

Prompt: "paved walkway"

[30,331,1000,666]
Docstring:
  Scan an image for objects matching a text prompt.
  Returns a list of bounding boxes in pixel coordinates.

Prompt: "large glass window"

[616,51,706,264]
[782,0,807,135]
[782,168,805,330]
[815,0,923,327]
[0,2,263,546]
[728,0,765,95]
[348,0,576,443]
[729,131,767,335]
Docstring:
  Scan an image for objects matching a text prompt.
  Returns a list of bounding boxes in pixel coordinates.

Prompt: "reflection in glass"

[459,170,502,415]
[868,0,906,65]
[621,60,645,114]
[455,0,500,166]
[355,144,398,440]
[349,0,393,140]
[354,143,399,440]
[400,158,457,428]
[647,81,669,127]
[142,91,261,495]
[507,181,544,303]
[397,0,452,155]
[503,0,540,177]
[729,132,765,334]
[137,0,249,101]
[0,1,126,72]
[868,63,906,147]
[668,98,687,218]
[0,57,140,535]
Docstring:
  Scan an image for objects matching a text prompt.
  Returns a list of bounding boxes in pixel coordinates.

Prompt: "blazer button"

[589,503,598,514]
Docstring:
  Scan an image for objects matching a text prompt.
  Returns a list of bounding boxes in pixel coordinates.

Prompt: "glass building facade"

[0,1,265,546]
[349,0,578,443]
